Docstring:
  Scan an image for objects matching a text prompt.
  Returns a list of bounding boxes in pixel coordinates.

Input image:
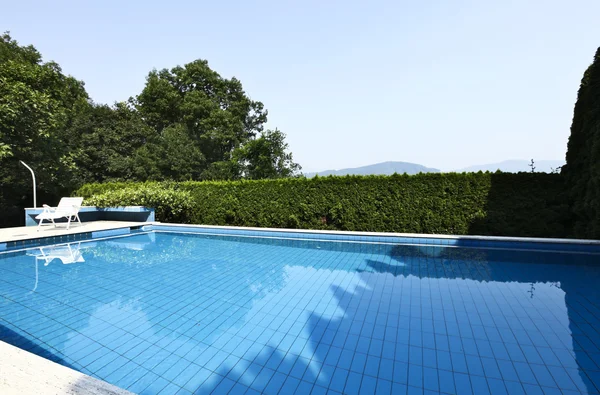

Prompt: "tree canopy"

[0,33,89,225]
[0,33,301,226]
[234,129,302,180]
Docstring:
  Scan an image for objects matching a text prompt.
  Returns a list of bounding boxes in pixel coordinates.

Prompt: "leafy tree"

[0,33,301,226]
[146,124,205,181]
[200,161,241,181]
[135,59,267,165]
[63,102,156,184]
[0,32,89,225]
[233,129,302,179]
[563,47,600,238]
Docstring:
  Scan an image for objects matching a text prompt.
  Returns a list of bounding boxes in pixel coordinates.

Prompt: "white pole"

[19,160,36,208]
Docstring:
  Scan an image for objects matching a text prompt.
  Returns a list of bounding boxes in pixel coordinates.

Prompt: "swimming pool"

[1,229,600,394]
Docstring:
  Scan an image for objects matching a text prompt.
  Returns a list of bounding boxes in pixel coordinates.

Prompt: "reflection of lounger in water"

[29,244,84,266]
[27,242,96,266]
[27,242,93,292]
[27,244,85,266]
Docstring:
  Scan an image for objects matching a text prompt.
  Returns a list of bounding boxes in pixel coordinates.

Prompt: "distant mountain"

[305,161,440,177]
[453,160,565,173]
[305,159,566,177]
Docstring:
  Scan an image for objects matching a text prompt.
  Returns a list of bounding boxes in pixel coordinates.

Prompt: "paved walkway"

[0,221,147,243]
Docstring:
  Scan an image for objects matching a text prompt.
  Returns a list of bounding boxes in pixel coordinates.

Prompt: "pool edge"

[147,222,600,245]
[147,223,600,254]
[2,221,599,254]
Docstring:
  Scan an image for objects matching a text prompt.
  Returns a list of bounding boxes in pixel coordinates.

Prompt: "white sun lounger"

[36,197,83,231]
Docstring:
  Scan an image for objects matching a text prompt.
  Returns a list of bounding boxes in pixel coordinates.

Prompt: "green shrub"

[84,186,193,223]
[75,181,158,198]
[77,172,570,238]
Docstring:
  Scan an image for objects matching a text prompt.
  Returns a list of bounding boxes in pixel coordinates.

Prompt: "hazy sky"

[3,0,599,172]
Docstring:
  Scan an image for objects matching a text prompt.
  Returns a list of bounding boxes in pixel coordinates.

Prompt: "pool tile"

[350,352,367,373]
[376,378,392,394]
[157,382,182,394]
[344,371,363,395]
[470,375,490,394]
[280,376,301,393]
[364,355,381,377]
[328,367,349,392]
[407,364,422,388]
[128,371,161,394]
[454,372,473,395]
[360,375,378,393]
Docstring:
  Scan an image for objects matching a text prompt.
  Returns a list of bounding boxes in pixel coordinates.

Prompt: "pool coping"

[146,222,600,245]
[1,221,600,255]
[142,223,600,255]
[0,221,151,252]
[3,220,599,245]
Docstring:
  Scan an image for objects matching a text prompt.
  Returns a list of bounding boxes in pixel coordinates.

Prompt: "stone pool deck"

[0,221,147,244]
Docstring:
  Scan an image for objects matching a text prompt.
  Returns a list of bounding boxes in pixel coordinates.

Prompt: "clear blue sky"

[3,0,599,172]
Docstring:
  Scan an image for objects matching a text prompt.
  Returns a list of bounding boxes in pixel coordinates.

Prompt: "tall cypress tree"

[563,47,600,238]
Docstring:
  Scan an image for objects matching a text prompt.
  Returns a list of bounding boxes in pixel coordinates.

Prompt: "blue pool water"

[1,231,600,394]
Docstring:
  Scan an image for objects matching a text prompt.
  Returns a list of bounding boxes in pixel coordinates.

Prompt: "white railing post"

[19,160,36,208]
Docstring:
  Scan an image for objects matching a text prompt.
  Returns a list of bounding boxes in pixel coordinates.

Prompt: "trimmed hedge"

[77,172,570,238]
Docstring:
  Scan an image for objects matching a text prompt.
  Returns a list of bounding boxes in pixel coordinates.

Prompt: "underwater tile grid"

[0,230,600,394]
